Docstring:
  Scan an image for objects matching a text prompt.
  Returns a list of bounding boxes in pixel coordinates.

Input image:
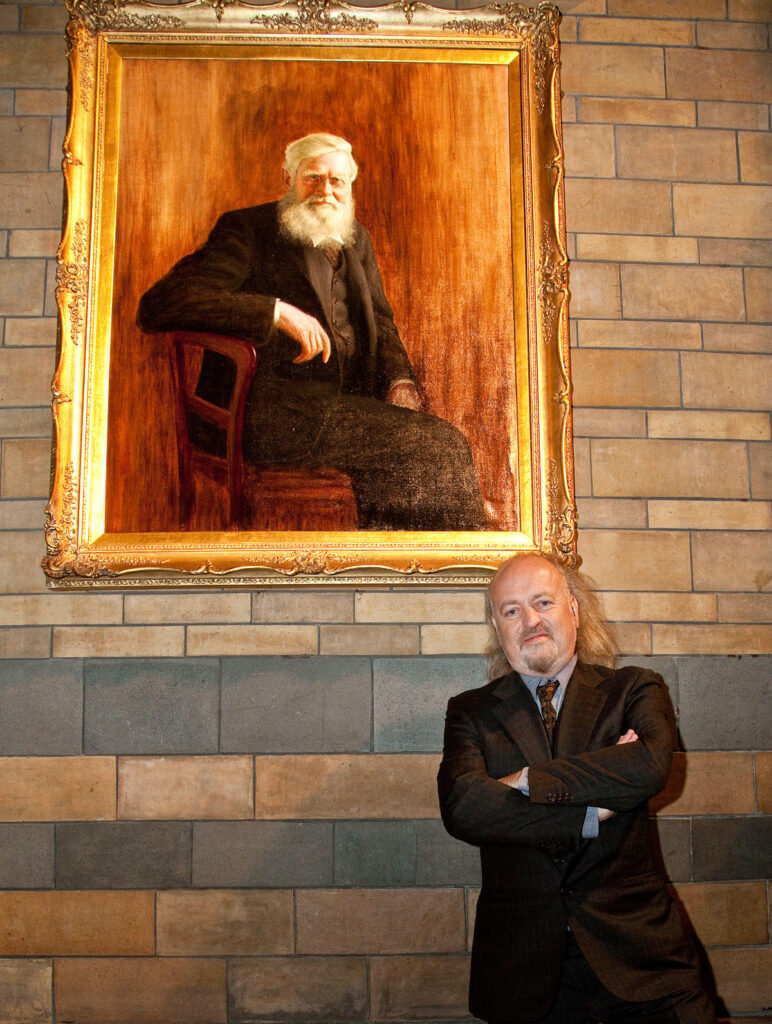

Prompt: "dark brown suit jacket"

[438,662,704,1022]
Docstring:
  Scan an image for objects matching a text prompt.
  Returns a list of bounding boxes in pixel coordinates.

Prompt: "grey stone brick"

[676,655,771,750]
[56,821,191,889]
[193,822,332,887]
[84,658,219,754]
[415,820,482,886]
[0,824,54,888]
[373,656,487,752]
[650,817,691,883]
[692,816,772,882]
[334,821,416,886]
[220,656,371,753]
[0,659,82,755]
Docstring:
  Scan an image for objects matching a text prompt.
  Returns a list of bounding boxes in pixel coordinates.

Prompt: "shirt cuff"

[582,806,600,839]
[514,766,530,796]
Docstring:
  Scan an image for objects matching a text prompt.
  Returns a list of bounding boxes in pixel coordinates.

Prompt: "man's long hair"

[485,552,619,680]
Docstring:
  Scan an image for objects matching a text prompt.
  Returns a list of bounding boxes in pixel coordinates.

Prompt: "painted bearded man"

[138,132,486,531]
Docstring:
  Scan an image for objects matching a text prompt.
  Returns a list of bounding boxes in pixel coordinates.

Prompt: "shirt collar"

[519,652,578,698]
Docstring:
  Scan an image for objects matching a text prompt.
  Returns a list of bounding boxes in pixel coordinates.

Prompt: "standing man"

[438,553,716,1024]
[138,132,485,531]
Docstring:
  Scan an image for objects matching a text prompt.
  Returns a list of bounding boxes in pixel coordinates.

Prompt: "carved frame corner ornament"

[47,0,574,588]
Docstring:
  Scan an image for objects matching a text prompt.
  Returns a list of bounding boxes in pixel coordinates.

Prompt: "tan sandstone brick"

[718,593,772,624]
[2,532,47,594]
[229,957,367,1021]
[749,442,771,499]
[697,20,769,49]
[653,623,772,654]
[674,184,771,239]
[703,324,772,354]
[706,948,772,1014]
[575,234,698,264]
[0,756,116,822]
[745,267,772,323]
[648,500,771,531]
[0,174,62,229]
[4,317,57,347]
[667,49,772,103]
[648,410,770,440]
[562,124,616,177]
[124,593,251,624]
[0,959,51,1024]
[579,16,694,45]
[692,530,772,592]
[565,179,672,234]
[682,353,772,410]
[572,409,647,437]
[119,756,253,820]
[608,0,724,14]
[698,101,770,131]
[0,37,67,89]
[0,349,53,406]
[253,754,440,819]
[572,350,680,408]
[320,624,418,655]
[621,265,745,321]
[0,594,123,626]
[369,955,472,1020]
[729,0,772,18]
[574,436,591,496]
[562,44,665,98]
[420,624,489,655]
[251,590,353,623]
[0,407,50,437]
[577,97,695,127]
[355,591,485,623]
[0,627,50,659]
[0,892,153,955]
[569,262,621,318]
[578,531,692,591]
[757,752,772,813]
[0,499,45,530]
[702,238,772,268]
[0,260,46,315]
[14,89,68,116]
[296,889,465,954]
[575,498,648,529]
[53,626,185,659]
[54,958,226,1024]
[20,5,68,32]
[599,592,716,622]
[617,126,738,183]
[186,624,317,656]
[575,320,701,350]
[592,439,749,498]
[157,890,293,955]
[672,882,769,946]
[651,753,755,815]
[612,622,652,655]
[0,119,51,172]
[0,437,50,498]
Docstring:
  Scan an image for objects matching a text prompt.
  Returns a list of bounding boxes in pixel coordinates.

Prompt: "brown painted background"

[106,55,518,532]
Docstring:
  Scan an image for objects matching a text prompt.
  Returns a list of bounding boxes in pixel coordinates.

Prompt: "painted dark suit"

[137,201,485,530]
[438,663,709,1023]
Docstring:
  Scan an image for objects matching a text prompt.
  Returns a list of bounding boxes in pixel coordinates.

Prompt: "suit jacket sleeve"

[136,209,278,344]
[438,695,587,848]
[528,669,676,812]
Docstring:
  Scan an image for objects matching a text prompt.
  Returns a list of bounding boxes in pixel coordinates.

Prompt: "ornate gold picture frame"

[45,0,574,588]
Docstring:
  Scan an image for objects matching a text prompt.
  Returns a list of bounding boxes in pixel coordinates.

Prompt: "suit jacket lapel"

[554,661,608,758]
[491,672,552,766]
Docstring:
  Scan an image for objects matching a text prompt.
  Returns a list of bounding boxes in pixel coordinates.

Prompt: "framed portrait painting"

[44,0,575,587]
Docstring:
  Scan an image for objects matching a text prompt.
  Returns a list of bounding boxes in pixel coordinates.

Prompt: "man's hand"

[597,729,639,821]
[276,300,332,363]
[386,381,423,411]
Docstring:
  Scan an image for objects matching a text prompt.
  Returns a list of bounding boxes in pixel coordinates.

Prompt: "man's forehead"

[490,556,568,603]
[298,151,351,175]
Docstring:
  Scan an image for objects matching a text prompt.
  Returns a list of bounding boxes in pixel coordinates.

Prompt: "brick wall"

[0,0,770,1020]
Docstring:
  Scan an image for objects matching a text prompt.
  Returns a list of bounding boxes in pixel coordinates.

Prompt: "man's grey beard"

[278,187,355,248]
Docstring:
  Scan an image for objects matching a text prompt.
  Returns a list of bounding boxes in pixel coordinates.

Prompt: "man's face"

[286,151,353,208]
[489,556,579,677]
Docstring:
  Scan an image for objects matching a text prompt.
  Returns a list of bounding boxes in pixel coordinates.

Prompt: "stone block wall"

[0,0,770,1021]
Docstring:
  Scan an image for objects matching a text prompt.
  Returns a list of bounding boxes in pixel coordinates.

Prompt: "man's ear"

[281,168,291,190]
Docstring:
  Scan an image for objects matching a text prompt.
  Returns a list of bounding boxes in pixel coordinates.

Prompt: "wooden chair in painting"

[167,330,357,531]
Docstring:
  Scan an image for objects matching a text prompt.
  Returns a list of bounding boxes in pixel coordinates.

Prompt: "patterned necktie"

[536,680,559,745]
